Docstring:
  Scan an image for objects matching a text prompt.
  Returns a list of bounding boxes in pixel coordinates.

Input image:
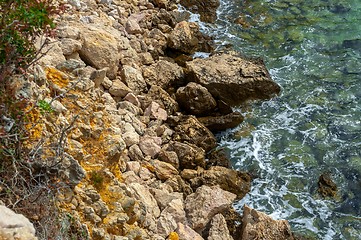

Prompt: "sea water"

[183,0,361,239]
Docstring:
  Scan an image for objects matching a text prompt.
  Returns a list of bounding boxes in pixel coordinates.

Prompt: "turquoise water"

[186,0,361,239]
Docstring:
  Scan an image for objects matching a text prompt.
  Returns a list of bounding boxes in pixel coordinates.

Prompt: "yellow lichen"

[45,67,69,88]
[168,232,179,240]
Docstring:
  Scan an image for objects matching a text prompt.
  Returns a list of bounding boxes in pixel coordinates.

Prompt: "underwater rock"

[318,173,338,198]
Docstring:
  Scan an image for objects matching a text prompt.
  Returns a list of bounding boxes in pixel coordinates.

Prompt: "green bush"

[0,0,57,82]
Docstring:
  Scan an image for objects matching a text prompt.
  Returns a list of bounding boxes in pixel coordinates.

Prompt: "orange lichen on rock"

[45,67,69,88]
[24,105,45,142]
[169,232,179,240]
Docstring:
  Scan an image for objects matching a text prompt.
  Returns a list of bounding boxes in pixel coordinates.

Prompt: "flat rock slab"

[186,53,281,106]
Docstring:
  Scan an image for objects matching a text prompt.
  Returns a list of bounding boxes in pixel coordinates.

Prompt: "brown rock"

[121,65,147,94]
[198,112,244,132]
[147,85,179,115]
[167,21,200,54]
[169,141,206,170]
[241,205,295,240]
[318,173,337,198]
[157,199,186,237]
[139,136,162,158]
[176,82,217,116]
[186,53,281,106]
[151,159,179,180]
[185,185,236,233]
[183,166,251,200]
[158,150,179,169]
[173,116,217,152]
[176,223,204,240]
[179,0,220,23]
[208,214,233,240]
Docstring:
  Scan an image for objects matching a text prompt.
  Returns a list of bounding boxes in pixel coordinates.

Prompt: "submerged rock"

[179,0,220,23]
[240,205,295,240]
[186,53,281,106]
[318,173,338,198]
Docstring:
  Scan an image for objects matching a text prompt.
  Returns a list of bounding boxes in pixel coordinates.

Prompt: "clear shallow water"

[184,0,361,239]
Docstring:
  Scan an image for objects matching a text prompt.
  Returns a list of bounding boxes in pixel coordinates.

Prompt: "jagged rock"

[129,144,144,162]
[139,136,162,158]
[176,82,217,116]
[172,116,217,152]
[130,183,161,218]
[118,101,142,116]
[179,0,220,23]
[181,166,251,200]
[60,38,82,56]
[158,150,179,169]
[186,53,281,106]
[208,214,233,240]
[240,205,295,240]
[157,199,186,237]
[143,60,184,89]
[0,205,37,240]
[124,93,141,108]
[318,173,337,198]
[198,112,244,132]
[147,85,179,115]
[169,141,206,170]
[151,159,179,180]
[37,39,66,67]
[126,13,145,34]
[121,65,147,94]
[184,185,236,233]
[79,26,120,79]
[104,134,126,159]
[150,188,183,211]
[90,68,107,88]
[58,153,86,186]
[168,21,213,54]
[176,223,204,240]
[145,102,168,121]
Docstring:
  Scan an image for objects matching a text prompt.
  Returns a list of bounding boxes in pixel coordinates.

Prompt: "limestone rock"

[145,102,168,121]
[198,112,244,132]
[150,188,183,211]
[158,150,179,169]
[172,116,217,152]
[79,26,120,79]
[176,223,204,240]
[184,185,236,232]
[186,53,281,106]
[169,141,206,170]
[157,199,186,237]
[151,159,179,180]
[121,65,147,94]
[139,136,162,158]
[109,80,132,97]
[0,205,37,240]
[125,13,145,34]
[208,214,233,240]
[60,38,82,56]
[179,0,220,23]
[176,82,217,116]
[143,60,184,90]
[182,166,251,200]
[241,205,295,240]
[146,85,179,115]
[130,183,161,218]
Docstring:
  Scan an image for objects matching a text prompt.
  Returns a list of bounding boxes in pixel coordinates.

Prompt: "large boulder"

[179,0,220,23]
[79,26,120,79]
[168,21,212,54]
[181,166,251,199]
[147,85,179,115]
[143,60,184,89]
[186,53,281,106]
[185,185,236,233]
[0,205,37,240]
[240,205,295,240]
[168,141,206,170]
[172,115,217,152]
[198,112,245,132]
[176,82,217,116]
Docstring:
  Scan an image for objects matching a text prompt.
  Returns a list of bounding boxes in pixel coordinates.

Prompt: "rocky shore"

[0,0,300,239]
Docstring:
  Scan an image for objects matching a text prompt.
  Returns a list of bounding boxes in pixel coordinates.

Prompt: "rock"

[145,102,168,121]
[206,148,230,168]
[176,223,204,240]
[179,0,220,23]
[318,173,337,198]
[60,38,82,56]
[109,80,132,97]
[122,129,140,147]
[157,199,186,237]
[143,60,184,90]
[186,53,281,106]
[124,93,141,108]
[147,85,179,115]
[79,26,120,79]
[125,13,145,34]
[182,166,251,200]
[240,205,295,240]
[167,21,211,54]
[56,153,86,186]
[90,68,107,88]
[172,116,217,152]
[118,101,142,116]
[150,188,183,211]
[0,206,37,239]
[184,185,236,232]
[129,144,144,162]
[176,82,217,116]
[158,150,179,169]
[121,65,147,94]
[208,214,233,240]
[169,141,206,170]
[198,112,244,132]
[37,39,66,67]
[130,183,161,218]
[104,134,126,159]
[151,159,179,180]
[153,0,169,8]
[139,136,162,158]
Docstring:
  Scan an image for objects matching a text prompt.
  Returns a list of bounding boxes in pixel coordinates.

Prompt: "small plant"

[38,99,53,114]
[89,170,104,190]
